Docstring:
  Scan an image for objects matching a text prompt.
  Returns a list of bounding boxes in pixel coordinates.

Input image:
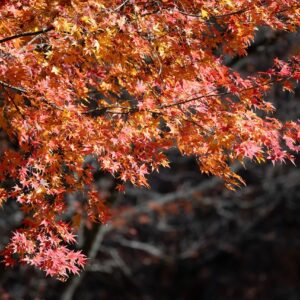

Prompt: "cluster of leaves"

[0,0,299,279]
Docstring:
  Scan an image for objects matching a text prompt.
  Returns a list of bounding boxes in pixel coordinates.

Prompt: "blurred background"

[0,27,299,300]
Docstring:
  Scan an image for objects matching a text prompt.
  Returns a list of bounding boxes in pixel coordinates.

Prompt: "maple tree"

[0,0,299,280]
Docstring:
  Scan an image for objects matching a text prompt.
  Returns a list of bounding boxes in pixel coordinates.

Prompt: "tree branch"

[159,79,278,109]
[176,7,249,19]
[0,80,26,93]
[0,26,54,44]
[116,238,165,258]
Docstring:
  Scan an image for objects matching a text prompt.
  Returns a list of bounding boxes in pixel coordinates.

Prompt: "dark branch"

[159,79,278,109]
[175,4,299,20]
[0,26,54,44]
[0,80,26,93]
[176,7,249,19]
[0,79,65,112]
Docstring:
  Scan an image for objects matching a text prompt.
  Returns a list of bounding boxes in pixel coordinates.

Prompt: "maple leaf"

[235,141,262,160]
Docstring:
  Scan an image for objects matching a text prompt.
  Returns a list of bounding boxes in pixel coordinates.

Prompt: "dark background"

[0,28,299,300]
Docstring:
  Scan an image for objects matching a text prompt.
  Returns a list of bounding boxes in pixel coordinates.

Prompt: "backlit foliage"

[0,0,299,280]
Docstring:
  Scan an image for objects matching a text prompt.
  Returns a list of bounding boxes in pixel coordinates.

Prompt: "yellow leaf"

[201,9,209,19]
[51,66,60,75]
[81,16,91,24]
[222,0,234,8]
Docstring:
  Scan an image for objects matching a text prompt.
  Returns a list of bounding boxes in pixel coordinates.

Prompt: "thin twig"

[176,7,249,19]
[111,0,130,12]
[7,94,25,119]
[159,79,277,109]
[19,33,43,53]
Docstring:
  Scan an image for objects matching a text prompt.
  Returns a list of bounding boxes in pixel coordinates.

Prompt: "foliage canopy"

[0,0,299,279]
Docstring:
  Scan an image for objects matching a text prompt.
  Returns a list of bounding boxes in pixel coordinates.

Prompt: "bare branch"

[116,238,165,258]
[99,246,132,275]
